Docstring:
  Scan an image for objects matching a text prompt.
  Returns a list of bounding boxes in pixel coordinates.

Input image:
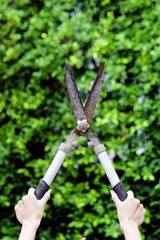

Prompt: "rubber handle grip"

[35,179,50,200]
[113,181,128,201]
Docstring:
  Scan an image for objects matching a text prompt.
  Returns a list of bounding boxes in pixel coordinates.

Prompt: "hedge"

[0,0,160,239]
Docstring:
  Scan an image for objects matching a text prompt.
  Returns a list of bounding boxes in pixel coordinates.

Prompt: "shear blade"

[65,61,105,125]
[84,63,105,123]
[65,62,86,121]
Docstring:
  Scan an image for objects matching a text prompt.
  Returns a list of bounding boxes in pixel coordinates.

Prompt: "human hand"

[111,190,146,230]
[15,188,51,228]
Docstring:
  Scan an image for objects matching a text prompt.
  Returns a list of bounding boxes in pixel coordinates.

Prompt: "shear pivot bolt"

[77,119,90,133]
[71,141,77,148]
[88,141,94,148]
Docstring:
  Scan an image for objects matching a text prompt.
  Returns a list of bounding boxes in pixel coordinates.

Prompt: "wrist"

[120,223,141,240]
[22,220,40,231]
[120,222,138,232]
[19,222,39,240]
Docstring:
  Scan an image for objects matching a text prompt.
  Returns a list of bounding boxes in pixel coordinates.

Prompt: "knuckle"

[22,196,25,201]
[140,203,144,209]
[135,199,140,205]
[22,195,27,202]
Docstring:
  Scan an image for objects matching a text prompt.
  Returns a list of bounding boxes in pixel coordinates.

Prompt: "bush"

[0,0,160,239]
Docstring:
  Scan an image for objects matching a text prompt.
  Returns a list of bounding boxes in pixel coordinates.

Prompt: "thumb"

[40,189,52,205]
[110,190,121,207]
[28,188,35,195]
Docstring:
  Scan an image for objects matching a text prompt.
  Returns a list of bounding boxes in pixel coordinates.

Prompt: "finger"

[138,217,144,226]
[14,205,23,224]
[22,195,28,203]
[131,199,141,216]
[17,200,23,206]
[134,204,146,226]
[15,205,21,212]
[14,205,18,211]
[138,209,146,226]
[139,203,145,210]
[40,189,52,205]
[28,188,35,194]
[139,204,146,216]
[135,199,141,210]
[127,190,134,198]
[110,190,121,207]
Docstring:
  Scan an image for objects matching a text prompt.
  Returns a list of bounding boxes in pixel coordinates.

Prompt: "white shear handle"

[94,144,127,201]
[35,143,71,199]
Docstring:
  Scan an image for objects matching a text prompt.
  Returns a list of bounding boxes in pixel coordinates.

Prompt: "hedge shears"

[35,62,127,201]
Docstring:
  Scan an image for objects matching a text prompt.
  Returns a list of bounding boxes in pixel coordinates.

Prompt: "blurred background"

[0,0,160,239]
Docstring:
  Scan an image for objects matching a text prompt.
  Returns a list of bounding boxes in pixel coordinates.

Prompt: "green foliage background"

[0,0,160,239]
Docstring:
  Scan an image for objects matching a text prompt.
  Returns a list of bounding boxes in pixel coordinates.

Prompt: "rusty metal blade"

[84,63,105,123]
[65,61,86,121]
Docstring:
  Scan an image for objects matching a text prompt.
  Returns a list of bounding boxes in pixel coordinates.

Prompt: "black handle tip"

[113,181,128,201]
[35,179,50,200]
